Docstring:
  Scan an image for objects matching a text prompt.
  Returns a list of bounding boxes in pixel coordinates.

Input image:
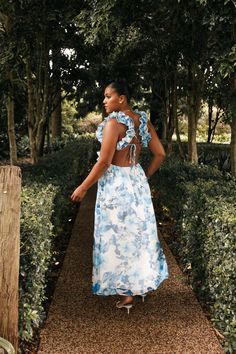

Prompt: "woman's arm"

[71,119,119,202]
[145,121,166,179]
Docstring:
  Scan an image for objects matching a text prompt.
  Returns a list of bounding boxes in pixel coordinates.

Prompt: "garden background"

[0,0,235,353]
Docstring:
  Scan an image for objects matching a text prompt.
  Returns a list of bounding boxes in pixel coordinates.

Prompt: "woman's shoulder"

[95,111,136,148]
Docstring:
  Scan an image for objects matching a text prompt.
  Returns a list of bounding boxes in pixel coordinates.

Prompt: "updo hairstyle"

[107,79,132,103]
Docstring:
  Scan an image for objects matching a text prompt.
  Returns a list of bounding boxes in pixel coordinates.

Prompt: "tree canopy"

[0,0,235,173]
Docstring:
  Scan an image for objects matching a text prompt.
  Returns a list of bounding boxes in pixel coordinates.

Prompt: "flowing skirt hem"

[92,274,169,296]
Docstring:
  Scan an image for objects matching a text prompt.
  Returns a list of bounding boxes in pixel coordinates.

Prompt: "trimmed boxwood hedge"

[148,156,236,354]
[20,183,59,341]
[19,134,97,346]
[180,180,236,353]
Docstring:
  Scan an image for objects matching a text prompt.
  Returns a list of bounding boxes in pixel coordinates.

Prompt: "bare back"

[95,110,165,170]
[111,112,142,166]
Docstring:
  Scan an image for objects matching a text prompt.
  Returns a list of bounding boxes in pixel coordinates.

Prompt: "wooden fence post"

[0,166,21,353]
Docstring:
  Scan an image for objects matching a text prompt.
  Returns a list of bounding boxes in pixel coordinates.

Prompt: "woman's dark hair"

[107,79,132,103]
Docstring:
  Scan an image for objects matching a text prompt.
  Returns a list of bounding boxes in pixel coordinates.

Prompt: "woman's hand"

[70,185,87,203]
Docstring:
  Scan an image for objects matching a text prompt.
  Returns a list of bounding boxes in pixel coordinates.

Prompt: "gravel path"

[38,185,224,354]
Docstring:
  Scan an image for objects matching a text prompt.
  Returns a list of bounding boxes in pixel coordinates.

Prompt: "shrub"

[19,182,58,341]
[181,180,236,353]
[16,135,30,157]
[150,157,236,353]
[76,112,102,134]
[140,141,231,172]
[161,142,231,172]
[19,135,97,345]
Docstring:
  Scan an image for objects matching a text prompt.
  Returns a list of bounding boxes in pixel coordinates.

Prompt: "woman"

[71,80,169,314]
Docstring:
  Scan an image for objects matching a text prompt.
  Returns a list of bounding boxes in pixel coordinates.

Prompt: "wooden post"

[0,166,21,353]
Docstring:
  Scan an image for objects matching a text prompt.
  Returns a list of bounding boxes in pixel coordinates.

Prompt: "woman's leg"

[118,295,133,305]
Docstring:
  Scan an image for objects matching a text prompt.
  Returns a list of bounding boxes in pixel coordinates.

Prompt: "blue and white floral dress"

[92,110,169,296]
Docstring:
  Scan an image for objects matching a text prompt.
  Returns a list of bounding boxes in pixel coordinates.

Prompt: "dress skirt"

[92,163,169,296]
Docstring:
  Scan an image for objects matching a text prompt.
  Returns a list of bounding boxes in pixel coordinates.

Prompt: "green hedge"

[162,141,231,172]
[180,180,236,353]
[19,134,97,346]
[20,183,58,341]
[149,157,236,354]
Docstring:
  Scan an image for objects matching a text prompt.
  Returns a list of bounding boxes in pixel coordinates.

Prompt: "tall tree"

[197,0,236,175]
[0,10,18,164]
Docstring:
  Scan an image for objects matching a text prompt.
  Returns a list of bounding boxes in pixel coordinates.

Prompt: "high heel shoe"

[141,294,147,302]
[116,301,133,314]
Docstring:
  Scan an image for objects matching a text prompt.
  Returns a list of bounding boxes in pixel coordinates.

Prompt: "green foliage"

[75,112,102,134]
[61,102,102,137]
[1,0,235,166]
[175,113,231,143]
[16,135,30,157]
[19,135,97,344]
[151,157,236,353]
[62,96,77,117]
[181,181,236,353]
[197,144,231,171]
[154,141,231,172]
[20,183,58,341]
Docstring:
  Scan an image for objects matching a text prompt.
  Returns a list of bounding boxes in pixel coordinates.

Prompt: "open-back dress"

[92,110,169,296]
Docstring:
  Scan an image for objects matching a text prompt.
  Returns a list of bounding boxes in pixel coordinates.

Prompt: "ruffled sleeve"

[113,111,136,150]
[95,117,108,144]
[136,111,152,147]
[95,111,136,150]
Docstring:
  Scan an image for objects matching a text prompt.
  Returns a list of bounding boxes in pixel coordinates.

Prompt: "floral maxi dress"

[92,110,169,296]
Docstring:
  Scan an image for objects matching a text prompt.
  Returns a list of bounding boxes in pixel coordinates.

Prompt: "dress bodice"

[95,110,151,164]
[96,110,151,148]
[95,110,151,165]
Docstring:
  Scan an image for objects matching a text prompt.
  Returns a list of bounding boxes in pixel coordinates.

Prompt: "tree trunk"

[26,59,38,164]
[4,15,17,165]
[187,65,201,164]
[150,80,167,139]
[211,108,221,143]
[188,109,198,163]
[230,115,236,177]
[230,23,236,176]
[175,114,185,159]
[231,115,236,176]
[46,118,51,153]
[207,99,213,143]
[26,32,50,164]
[6,91,17,165]
[230,77,236,177]
[51,89,62,139]
[0,166,21,354]
[162,78,168,140]
[51,47,62,140]
[37,121,47,157]
[37,41,49,156]
[166,74,176,155]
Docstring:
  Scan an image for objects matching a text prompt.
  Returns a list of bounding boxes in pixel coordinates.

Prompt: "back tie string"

[129,143,137,167]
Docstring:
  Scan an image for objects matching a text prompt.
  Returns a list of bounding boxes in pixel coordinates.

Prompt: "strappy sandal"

[140,294,147,302]
[116,301,133,314]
